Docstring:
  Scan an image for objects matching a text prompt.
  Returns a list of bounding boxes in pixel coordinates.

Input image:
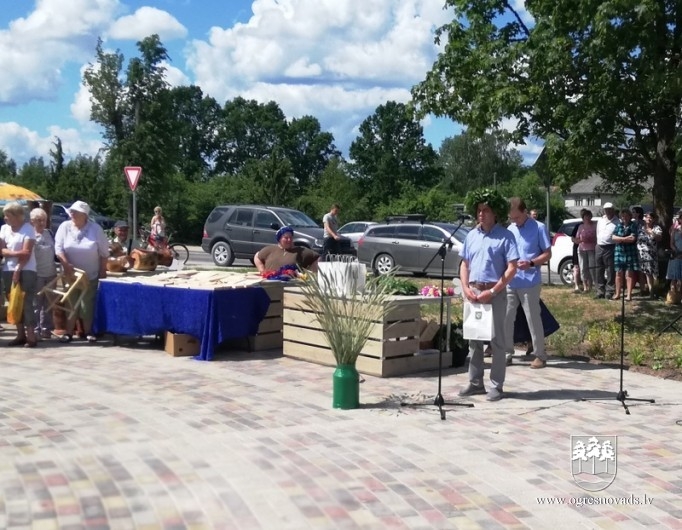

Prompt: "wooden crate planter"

[247,282,284,351]
[282,289,452,377]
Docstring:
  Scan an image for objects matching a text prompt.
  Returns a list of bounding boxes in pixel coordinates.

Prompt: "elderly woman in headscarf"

[253,226,320,274]
[54,201,109,343]
[0,202,38,347]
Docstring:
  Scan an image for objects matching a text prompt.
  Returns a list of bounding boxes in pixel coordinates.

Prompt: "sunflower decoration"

[464,188,509,223]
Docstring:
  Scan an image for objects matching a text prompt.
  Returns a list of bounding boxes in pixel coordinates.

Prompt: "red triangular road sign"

[124,166,142,191]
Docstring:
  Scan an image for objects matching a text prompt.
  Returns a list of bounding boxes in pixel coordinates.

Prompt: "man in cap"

[109,220,141,254]
[595,202,620,299]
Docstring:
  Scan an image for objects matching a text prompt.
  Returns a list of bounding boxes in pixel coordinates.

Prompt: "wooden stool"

[39,268,89,320]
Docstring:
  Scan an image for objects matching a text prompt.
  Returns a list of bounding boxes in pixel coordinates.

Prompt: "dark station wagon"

[201,204,354,266]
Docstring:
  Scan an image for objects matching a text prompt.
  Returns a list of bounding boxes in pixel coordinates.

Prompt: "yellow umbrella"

[0,182,42,201]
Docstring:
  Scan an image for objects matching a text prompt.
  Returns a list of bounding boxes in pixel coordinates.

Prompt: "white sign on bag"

[124,166,142,191]
[462,301,494,341]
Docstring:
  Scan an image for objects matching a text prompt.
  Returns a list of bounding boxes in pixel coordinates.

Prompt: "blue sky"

[0,0,538,167]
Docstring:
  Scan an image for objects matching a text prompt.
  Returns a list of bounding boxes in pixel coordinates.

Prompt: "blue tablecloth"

[93,280,271,360]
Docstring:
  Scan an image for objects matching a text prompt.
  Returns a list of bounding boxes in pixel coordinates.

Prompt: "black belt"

[469,281,497,290]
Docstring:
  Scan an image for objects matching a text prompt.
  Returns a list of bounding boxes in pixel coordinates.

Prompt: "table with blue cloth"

[93,279,271,360]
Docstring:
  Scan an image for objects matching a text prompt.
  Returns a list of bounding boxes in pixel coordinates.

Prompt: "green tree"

[16,157,50,198]
[297,158,370,222]
[498,172,568,230]
[167,85,222,181]
[350,101,441,208]
[84,35,179,226]
[215,97,288,175]
[412,0,682,230]
[0,150,17,182]
[283,116,340,192]
[438,131,523,195]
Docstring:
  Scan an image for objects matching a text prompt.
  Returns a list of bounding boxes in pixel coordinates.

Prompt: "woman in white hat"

[54,201,109,343]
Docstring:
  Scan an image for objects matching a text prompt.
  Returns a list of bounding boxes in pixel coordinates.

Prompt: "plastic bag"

[7,282,25,325]
[462,301,494,341]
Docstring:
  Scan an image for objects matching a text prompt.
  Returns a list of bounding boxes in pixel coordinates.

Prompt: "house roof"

[567,174,608,194]
[568,174,654,195]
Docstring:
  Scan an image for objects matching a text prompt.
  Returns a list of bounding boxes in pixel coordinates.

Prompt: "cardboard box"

[164,332,200,357]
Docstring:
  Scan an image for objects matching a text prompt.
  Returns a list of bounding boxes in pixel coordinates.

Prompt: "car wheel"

[373,253,394,275]
[211,241,234,267]
[558,258,574,285]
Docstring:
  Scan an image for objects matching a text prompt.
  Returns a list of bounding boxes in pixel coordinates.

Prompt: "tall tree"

[349,101,441,207]
[167,85,222,181]
[438,131,523,195]
[0,149,17,182]
[412,0,682,230]
[283,116,340,191]
[214,97,288,175]
[84,35,177,223]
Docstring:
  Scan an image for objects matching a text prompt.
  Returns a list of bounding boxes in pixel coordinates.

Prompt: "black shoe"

[458,383,486,397]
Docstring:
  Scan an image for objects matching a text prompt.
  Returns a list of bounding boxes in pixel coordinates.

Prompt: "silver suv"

[357,219,469,277]
[201,204,353,266]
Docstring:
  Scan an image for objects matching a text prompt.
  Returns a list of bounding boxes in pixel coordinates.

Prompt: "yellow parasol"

[0,182,42,201]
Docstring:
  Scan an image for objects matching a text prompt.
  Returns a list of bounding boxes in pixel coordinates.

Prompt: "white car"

[549,218,582,285]
[337,221,377,248]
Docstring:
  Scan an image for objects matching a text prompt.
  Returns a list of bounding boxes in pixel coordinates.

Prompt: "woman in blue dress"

[612,209,639,301]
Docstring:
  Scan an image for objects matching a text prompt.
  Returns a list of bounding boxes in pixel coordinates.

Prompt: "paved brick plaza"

[0,332,680,529]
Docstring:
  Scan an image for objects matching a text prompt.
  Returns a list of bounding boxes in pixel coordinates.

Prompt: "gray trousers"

[505,284,546,360]
[595,244,615,295]
[468,292,508,390]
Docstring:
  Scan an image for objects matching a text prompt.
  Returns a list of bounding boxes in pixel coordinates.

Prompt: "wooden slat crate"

[247,282,284,351]
[282,289,452,377]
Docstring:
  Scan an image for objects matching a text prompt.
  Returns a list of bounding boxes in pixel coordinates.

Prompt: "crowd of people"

[0,201,169,347]
[571,203,674,301]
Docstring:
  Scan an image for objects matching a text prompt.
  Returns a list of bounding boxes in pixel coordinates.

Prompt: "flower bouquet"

[420,285,455,297]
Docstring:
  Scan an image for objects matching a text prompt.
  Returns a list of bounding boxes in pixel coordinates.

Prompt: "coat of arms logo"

[571,435,617,491]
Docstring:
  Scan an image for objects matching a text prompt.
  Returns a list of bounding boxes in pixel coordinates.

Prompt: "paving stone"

[0,336,680,528]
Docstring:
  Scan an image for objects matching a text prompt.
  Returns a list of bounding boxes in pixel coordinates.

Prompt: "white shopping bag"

[462,301,494,341]
[318,260,366,296]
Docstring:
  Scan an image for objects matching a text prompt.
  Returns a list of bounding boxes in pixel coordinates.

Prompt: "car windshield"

[433,223,470,243]
[275,209,319,228]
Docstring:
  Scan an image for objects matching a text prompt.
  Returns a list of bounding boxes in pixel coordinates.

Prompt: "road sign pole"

[132,190,137,242]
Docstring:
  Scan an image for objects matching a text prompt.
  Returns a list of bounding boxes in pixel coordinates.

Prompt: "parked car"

[201,204,354,267]
[50,202,115,234]
[357,220,469,277]
[337,221,377,248]
[549,218,582,285]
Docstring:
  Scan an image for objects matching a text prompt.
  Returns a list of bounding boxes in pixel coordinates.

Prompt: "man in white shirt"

[595,202,620,299]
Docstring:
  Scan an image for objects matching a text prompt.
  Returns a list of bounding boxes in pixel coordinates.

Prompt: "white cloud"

[0,122,103,164]
[162,61,191,87]
[107,6,187,41]
[511,0,534,25]
[186,0,452,151]
[0,0,120,104]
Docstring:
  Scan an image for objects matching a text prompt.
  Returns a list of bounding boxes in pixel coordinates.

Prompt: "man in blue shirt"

[504,198,552,369]
[459,191,519,401]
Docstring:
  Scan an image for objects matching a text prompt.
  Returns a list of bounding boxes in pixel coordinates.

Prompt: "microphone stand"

[401,217,474,419]
[581,267,655,415]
